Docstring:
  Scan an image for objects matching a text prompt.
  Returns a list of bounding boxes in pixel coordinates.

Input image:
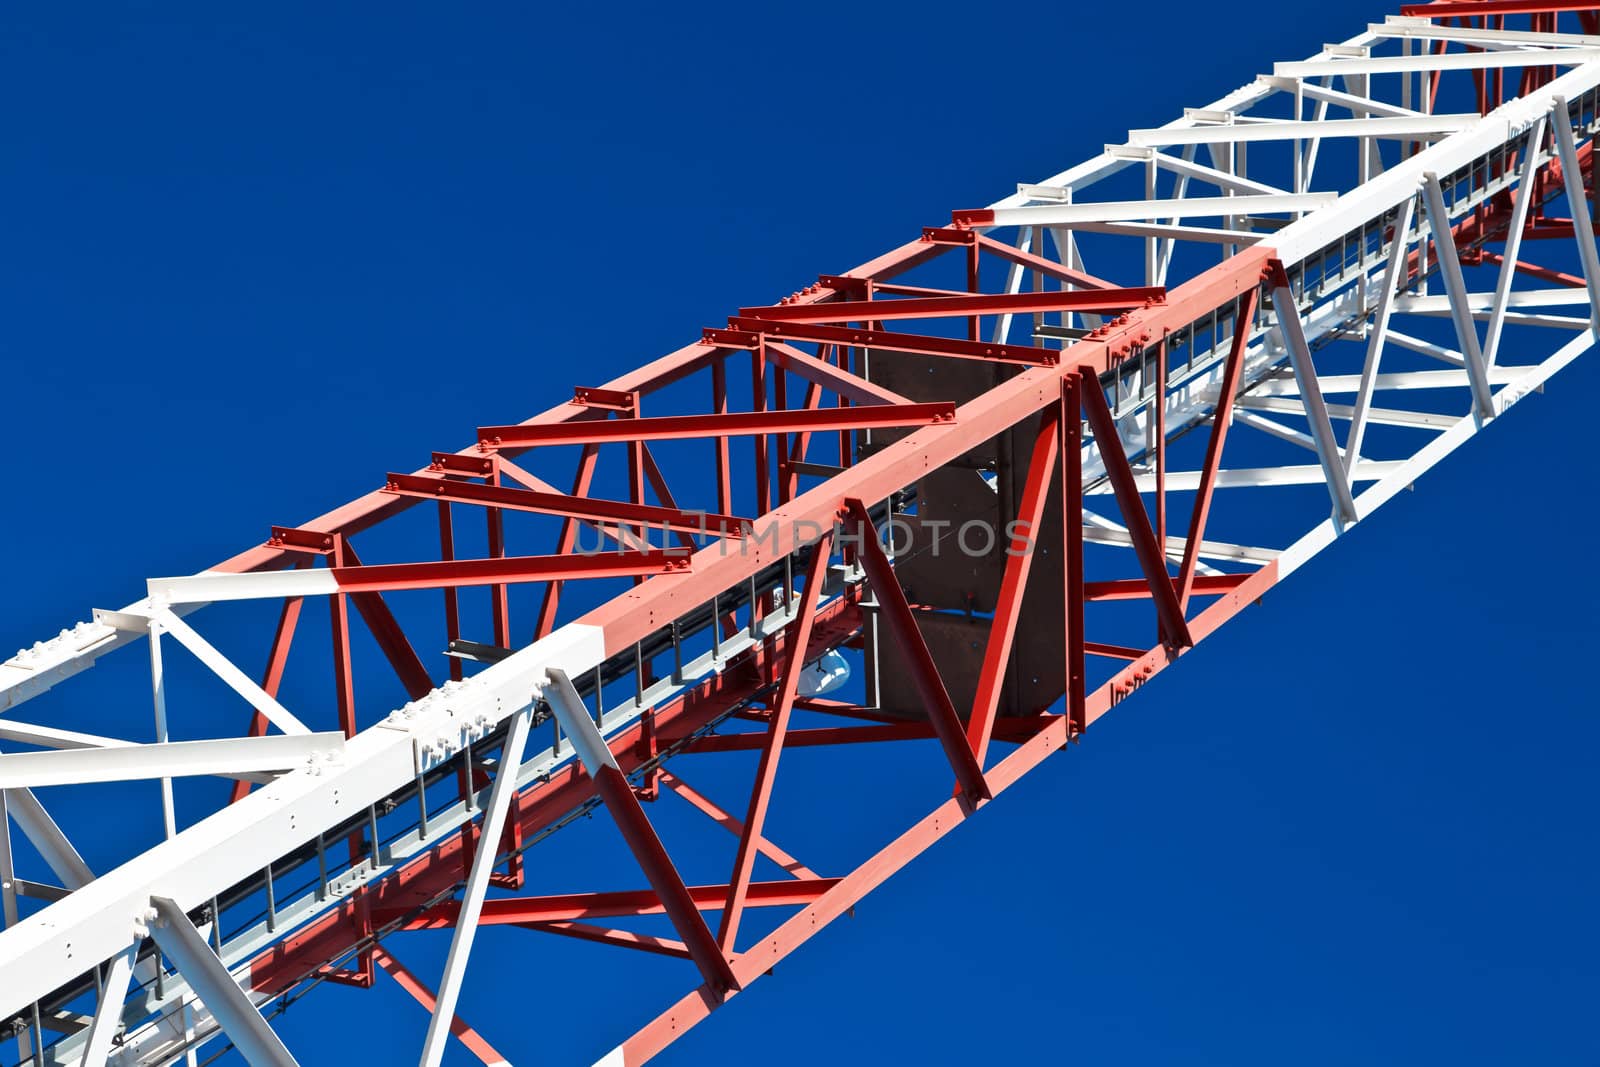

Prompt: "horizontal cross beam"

[738,286,1163,323]
[719,319,1058,366]
[383,472,751,538]
[149,549,690,604]
[479,402,955,448]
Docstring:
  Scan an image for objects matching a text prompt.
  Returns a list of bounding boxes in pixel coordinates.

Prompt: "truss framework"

[3,4,1599,1065]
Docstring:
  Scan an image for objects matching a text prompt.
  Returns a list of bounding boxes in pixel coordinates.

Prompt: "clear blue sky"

[2,3,1596,1064]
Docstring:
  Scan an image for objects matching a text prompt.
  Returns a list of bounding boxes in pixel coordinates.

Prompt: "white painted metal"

[1422,172,1496,417]
[0,734,345,790]
[78,941,138,1067]
[416,704,532,1067]
[150,610,310,737]
[149,897,298,1067]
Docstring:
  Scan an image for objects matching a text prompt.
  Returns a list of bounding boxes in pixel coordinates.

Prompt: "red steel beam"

[974,232,1120,291]
[845,499,991,805]
[381,879,839,928]
[516,920,691,959]
[228,572,305,804]
[1062,377,1087,734]
[1078,373,1194,648]
[328,535,358,738]
[658,770,818,880]
[316,549,690,595]
[590,760,740,991]
[1400,0,1598,14]
[1175,286,1260,610]
[717,319,1059,366]
[738,286,1163,324]
[535,442,601,640]
[965,406,1059,769]
[370,946,509,1067]
[763,340,911,406]
[383,471,750,539]
[479,402,955,449]
[1086,573,1252,602]
[340,539,436,702]
[717,533,832,950]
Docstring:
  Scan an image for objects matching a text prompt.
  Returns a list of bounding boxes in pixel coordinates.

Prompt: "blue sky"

[2,2,1597,1064]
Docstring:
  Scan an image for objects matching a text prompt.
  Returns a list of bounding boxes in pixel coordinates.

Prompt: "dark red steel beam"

[718,533,832,950]
[591,763,739,992]
[535,442,600,641]
[1062,377,1087,735]
[845,499,991,805]
[718,319,1058,366]
[572,386,638,411]
[975,233,1120,291]
[763,340,911,406]
[1077,374,1194,649]
[380,878,839,928]
[1176,286,1260,610]
[738,286,1162,324]
[229,573,305,804]
[479,402,955,449]
[370,946,509,1067]
[1400,0,1598,14]
[429,452,497,478]
[320,549,690,594]
[340,540,436,701]
[1086,573,1252,601]
[965,406,1059,769]
[383,471,749,539]
[517,920,691,959]
[659,770,818,880]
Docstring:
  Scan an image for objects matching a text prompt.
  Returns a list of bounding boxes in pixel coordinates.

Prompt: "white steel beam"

[1091,461,1405,495]
[1063,220,1264,245]
[3,786,94,888]
[150,895,299,1067]
[1347,193,1415,467]
[989,193,1336,225]
[152,609,311,737]
[149,568,338,605]
[0,734,344,790]
[417,704,532,1067]
[1271,285,1360,523]
[1261,75,1425,118]
[1550,95,1600,330]
[1129,115,1477,146]
[0,720,135,752]
[1278,48,1600,78]
[78,939,138,1066]
[1153,152,1290,195]
[1422,172,1496,418]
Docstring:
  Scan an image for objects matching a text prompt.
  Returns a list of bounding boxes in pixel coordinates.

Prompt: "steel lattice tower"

[2,2,1596,1063]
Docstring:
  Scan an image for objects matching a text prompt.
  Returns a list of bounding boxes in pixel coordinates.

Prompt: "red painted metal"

[717,318,1060,366]
[716,534,832,950]
[1400,0,1598,14]
[965,407,1059,769]
[478,402,956,448]
[844,499,991,804]
[371,947,509,1067]
[1176,286,1261,610]
[383,470,751,538]
[320,549,691,594]
[738,287,1163,324]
